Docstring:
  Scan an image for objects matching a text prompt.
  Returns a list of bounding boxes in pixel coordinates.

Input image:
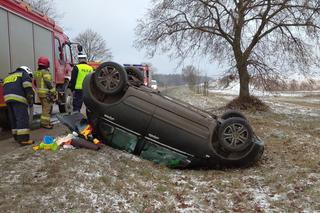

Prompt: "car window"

[140,140,189,168]
[111,128,138,153]
[99,123,138,153]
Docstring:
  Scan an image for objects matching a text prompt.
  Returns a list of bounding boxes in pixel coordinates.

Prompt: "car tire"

[59,88,73,113]
[218,117,253,152]
[125,66,144,86]
[221,110,247,120]
[94,62,128,95]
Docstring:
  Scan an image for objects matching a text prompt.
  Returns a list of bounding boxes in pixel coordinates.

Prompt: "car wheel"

[221,110,246,120]
[94,62,128,95]
[59,88,73,113]
[218,117,253,152]
[125,66,144,86]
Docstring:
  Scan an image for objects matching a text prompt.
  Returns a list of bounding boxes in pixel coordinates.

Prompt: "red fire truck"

[0,0,75,128]
[123,64,151,86]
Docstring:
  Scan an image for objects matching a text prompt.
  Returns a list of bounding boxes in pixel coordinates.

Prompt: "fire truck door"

[54,38,66,84]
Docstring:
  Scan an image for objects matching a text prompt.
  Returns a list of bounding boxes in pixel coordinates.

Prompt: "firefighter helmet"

[78,53,87,62]
[19,66,33,78]
[38,56,50,68]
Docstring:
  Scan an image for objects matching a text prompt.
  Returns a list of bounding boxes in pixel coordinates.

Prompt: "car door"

[98,87,157,137]
[145,94,213,158]
[118,88,156,136]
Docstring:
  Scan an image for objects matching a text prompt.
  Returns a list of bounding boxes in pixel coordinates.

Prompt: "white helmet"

[78,52,87,62]
[19,66,33,78]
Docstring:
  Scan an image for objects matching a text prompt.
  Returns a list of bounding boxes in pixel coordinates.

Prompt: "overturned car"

[77,62,264,168]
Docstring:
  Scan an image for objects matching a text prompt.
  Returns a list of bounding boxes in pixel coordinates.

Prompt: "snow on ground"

[264,98,320,117]
[0,86,319,212]
[207,81,320,117]
[209,81,320,97]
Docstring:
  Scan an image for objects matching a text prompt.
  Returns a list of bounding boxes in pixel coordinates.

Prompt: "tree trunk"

[238,64,250,99]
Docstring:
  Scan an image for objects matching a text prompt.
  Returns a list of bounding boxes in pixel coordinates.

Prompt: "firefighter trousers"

[73,90,83,112]
[7,101,30,142]
[39,97,53,125]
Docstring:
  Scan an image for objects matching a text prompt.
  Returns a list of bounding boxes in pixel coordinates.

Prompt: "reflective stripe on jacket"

[34,69,55,97]
[4,94,27,104]
[3,70,33,105]
[75,64,93,90]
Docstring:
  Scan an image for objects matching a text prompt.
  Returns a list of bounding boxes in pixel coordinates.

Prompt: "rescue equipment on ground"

[32,114,103,152]
[71,137,100,150]
[33,135,58,151]
[76,123,102,146]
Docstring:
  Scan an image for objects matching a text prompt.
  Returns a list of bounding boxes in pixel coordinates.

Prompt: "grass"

[0,86,319,212]
[226,95,270,111]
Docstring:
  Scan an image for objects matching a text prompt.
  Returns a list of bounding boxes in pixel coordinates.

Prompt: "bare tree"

[25,0,62,20]
[135,0,320,100]
[182,65,200,91]
[74,29,112,62]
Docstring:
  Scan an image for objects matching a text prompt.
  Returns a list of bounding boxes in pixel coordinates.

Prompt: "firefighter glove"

[27,94,33,107]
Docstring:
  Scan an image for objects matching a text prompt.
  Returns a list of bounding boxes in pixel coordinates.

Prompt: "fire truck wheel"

[0,108,10,129]
[59,88,73,113]
[125,66,144,86]
[94,62,128,95]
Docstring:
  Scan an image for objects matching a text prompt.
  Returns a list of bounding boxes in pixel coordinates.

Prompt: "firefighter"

[34,56,56,129]
[3,66,34,145]
[70,53,93,112]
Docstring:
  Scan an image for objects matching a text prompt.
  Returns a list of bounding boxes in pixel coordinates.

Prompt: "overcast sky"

[55,0,221,77]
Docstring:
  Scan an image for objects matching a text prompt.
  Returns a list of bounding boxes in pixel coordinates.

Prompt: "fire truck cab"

[0,0,74,128]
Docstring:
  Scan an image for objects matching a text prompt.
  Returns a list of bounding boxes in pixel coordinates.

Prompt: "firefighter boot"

[41,123,54,129]
[20,139,35,146]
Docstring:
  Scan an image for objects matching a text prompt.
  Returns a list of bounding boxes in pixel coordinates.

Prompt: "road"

[0,104,73,155]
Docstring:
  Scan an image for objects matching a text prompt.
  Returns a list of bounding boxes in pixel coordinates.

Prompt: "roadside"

[0,86,319,212]
[0,104,71,156]
[0,123,68,156]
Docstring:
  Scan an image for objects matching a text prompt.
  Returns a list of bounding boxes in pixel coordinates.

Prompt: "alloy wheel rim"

[97,65,120,91]
[222,123,249,149]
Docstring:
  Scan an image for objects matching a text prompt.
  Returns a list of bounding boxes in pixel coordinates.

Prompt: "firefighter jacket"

[3,69,33,105]
[70,62,93,90]
[34,68,56,98]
